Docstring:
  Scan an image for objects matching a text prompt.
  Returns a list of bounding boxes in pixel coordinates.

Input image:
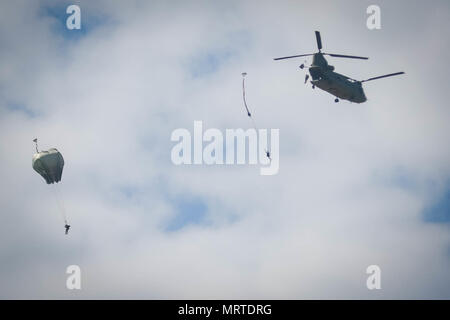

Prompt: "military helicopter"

[274,31,404,103]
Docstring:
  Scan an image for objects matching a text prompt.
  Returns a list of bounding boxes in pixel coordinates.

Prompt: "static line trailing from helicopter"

[274,31,404,103]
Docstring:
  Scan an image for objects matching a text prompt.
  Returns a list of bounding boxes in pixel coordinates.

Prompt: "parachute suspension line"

[52,183,68,225]
[33,138,39,153]
[241,72,271,162]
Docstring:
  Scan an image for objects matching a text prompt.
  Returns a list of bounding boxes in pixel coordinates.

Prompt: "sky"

[0,0,449,299]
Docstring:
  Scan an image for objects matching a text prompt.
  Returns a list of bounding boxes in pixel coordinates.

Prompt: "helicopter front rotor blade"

[315,31,322,51]
[273,53,315,60]
[325,53,369,60]
[361,71,405,82]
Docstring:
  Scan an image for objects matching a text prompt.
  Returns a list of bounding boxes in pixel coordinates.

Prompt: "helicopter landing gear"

[334,98,339,103]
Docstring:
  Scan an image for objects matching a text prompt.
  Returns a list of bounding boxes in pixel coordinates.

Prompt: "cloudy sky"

[0,0,449,299]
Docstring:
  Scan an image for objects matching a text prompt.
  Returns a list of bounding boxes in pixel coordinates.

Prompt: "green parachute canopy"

[32,148,64,184]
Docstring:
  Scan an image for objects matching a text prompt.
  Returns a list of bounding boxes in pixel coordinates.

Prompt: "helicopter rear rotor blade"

[325,53,369,60]
[361,71,405,82]
[315,31,322,51]
[273,53,315,60]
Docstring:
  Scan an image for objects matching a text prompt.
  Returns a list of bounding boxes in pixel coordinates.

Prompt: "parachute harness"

[241,73,271,161]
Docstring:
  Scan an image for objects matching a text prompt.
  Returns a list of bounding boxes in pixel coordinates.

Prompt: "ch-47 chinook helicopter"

[274,31,404,103]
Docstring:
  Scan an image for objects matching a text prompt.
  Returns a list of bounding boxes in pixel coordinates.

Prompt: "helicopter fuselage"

[274,31,404,102]
[308,53,367,103]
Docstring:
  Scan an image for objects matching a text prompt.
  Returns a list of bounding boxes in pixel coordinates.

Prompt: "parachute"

[32,139,69,233]
[32,148,64,184]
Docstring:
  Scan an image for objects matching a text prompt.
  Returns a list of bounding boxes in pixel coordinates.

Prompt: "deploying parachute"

[32,138,70,234]
[241,73,271,161]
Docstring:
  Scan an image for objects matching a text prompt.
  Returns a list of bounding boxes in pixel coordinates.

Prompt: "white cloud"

[0,0,449,299]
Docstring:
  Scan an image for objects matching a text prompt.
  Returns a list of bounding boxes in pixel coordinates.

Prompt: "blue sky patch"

[4,102,38,118]
[384,166,418,190]
[187,50,233,78]
[423,185,450,223]
[165,196,209,232]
